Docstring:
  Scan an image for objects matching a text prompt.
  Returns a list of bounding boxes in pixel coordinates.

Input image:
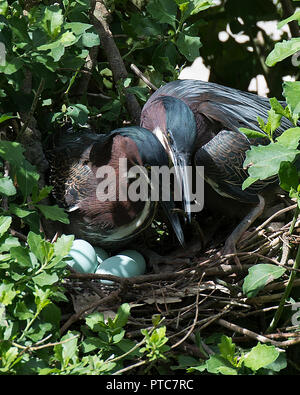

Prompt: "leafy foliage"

[173,335,285,375]
[0,0,299,376]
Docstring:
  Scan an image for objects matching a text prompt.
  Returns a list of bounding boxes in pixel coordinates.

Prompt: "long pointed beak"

[160,200,185,247]
[152,126,193,223]
[170,150,192,223]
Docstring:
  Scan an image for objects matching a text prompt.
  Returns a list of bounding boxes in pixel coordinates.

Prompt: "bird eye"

[167,130,174,145]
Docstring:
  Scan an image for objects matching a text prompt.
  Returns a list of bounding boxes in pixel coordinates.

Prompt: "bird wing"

[144,80,294,145]
[195,130,277,203]
[47,131,108,211]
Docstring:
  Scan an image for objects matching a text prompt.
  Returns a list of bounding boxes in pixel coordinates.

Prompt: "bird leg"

[220,195,265,266]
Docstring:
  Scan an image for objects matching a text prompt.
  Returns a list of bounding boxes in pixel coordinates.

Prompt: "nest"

[62,202,300,355]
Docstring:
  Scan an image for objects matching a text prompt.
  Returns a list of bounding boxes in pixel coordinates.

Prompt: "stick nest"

[62,203,300,351]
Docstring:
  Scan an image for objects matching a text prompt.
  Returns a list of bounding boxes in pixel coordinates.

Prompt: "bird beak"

[160,200,185,247]
[171,151,192,223]
[153,127,193,223]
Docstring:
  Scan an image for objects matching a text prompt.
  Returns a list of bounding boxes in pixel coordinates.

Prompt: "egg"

[67,239,98,273]
[118,250,146,274]
[94,247,109,264]
[95,253,146,285]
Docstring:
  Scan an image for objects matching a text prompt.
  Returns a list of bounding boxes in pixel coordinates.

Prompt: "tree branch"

[90,0,141,124]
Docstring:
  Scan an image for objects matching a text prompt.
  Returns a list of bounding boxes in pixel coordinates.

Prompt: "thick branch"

[90,0,141,124]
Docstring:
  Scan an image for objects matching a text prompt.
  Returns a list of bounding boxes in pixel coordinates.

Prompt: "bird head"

[88,127,185,246]
[141,96,197,222]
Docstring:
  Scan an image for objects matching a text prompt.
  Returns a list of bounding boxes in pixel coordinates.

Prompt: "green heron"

[141,95,197,222]
[48,126,184,250]
[141,79,296,256]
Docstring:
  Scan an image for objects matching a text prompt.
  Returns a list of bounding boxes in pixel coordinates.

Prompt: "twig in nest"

[217,318,283,346]
[239,204,297,249]
[60,289,121,335]
[217,318,300,347]
[170,276,202,350]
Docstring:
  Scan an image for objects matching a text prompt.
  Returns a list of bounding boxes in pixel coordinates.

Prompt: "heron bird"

[48,126,185,252]
[140,79,295,256]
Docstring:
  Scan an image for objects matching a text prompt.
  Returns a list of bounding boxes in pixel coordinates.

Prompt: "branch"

[90,0,141,124]
[130,64,158,91]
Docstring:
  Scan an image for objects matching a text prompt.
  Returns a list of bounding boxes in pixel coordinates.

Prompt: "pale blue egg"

[118,250,146,275]
[94,247,109,264]
[95,254,145,285]
[67,239,98,273]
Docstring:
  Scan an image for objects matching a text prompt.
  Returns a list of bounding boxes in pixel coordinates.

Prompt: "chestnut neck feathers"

[79,134,146,230]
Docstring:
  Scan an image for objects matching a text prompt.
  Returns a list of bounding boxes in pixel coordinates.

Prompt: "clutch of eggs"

[95,249,146,285]
[66,239,146,283]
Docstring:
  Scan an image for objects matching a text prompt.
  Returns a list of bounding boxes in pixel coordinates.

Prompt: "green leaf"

[0,177,16,196]
[37,31,77,61]
[279,161,299,192]
[81,32,100,47]
[10,246,32,267]
[64,22,93,36]
[16,160,40,198]
[0,235,20,253]
[0,141,25,165]
[266,38,300,67]
[265,108,282,136]
[53,234,74,260]
[0,141,40,197]
[242,176,259,190]
[0,115,17,124]
[31,185,53,204]
[126,86,149,102]
[33,287,51,314]
[283,81,300,119]
[33,272,59,287]
[244,343,279,371]
[0,56,24,75]
[54,331,79,368]
[0,216,11,237]
[244,142,299,180]
[41,5,64,39]
[205,355,238,375]
[276,127,300,149]
[9,204,33,218]
[65,104,89,125]
[278,9,300,29]
[0,283,18,305]
[27,231,48,264]
[243,264,286,298]
[36,204,69,224]
[265,353,287,372]
[218,335,236,364]
[239,127,268,140]
[269,97,290,118]
[176,32,202,61]
[0,1,8,15]
[85,312,106,332]
[190,0,213,14]
[113,303,131,329]
[147,0,177,28]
